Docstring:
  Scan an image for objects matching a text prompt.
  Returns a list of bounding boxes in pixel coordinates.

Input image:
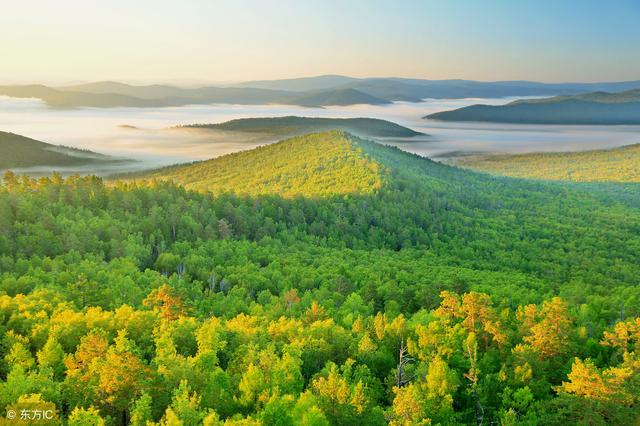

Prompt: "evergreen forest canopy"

[1,131,639,425]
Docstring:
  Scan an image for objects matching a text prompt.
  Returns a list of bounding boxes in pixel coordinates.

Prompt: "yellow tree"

[557,358,634,405]
[388,314,407,341]
[460,292,507,347]
[311,362,369,422]
[64,331,110,408]
[95,331,152,421]
[68,406,105,426]
[373,312,386,341]
[143,284,186,321]
[65,330,152,423]
[389,355,457,425]
[304,301,327,324]
[518,297,572,359]
[601,317,640,355]
[389,383,431,426]
[424,355,458,412]
[434,291,461,323]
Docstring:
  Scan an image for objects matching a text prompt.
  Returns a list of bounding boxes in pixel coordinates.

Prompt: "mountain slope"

[344,77,640,99]
[426,89,640,124]
[510,88,640,104]
[283,88,390,106]
[130,131,384,197]
[0,83,293,108]
[61,81,193,98]
[0,131,123,169]
[0,84,169,108]
[233,74,359,91]
[457,143,640,182]
[119,129,640,290]
[61,81,295,103]
[181,116,423,138]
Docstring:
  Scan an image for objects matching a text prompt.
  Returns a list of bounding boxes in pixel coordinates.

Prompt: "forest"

[179,116,422,138]
[123,132,385,197]
[1,132,639,425]
[457,143,640,183]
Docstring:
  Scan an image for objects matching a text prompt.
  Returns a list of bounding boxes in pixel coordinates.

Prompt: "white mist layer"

[1,96,639,175]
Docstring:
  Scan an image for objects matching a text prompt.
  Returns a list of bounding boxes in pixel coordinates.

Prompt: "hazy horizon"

[4,73,640,88]
[2,0,639,84]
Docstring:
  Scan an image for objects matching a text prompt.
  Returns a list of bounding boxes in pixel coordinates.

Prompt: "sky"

[1,0,639,84]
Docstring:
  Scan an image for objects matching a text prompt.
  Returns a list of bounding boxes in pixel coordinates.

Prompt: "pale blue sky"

[1,0,639,83]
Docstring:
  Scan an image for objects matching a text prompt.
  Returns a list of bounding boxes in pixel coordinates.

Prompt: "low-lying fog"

[1,95,639,176]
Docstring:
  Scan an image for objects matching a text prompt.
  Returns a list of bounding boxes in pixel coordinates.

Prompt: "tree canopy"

[1,132,639,424]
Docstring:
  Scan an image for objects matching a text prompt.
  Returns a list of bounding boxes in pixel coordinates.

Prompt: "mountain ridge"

[178,116,423,138]
[121,130,385,197]
[3,76,640,108]
[425,89,640,124]
[284,88,390,106]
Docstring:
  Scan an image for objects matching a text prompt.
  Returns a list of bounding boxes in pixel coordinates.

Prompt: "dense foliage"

[457,143,640,182]
[1,133,639,424]
[130,132,384,197]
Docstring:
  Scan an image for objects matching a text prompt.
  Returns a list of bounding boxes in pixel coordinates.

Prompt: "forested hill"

[2,131,640,423]
[129,131,385,197]
[457,143,640,182]
[0,131,123,169]
[179,116,423,138]
[425,88,640,124]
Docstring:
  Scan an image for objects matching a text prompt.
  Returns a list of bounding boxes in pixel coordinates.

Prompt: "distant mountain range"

[426,89,640,124]
[179,116,423,138]
[0,131,127,169]
[1,75,639,108]
[285,88,390,106]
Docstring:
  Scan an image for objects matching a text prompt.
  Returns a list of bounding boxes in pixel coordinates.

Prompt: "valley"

[2,95,640,179]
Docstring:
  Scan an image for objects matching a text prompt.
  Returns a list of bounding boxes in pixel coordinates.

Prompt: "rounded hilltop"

[128,130,386,197]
